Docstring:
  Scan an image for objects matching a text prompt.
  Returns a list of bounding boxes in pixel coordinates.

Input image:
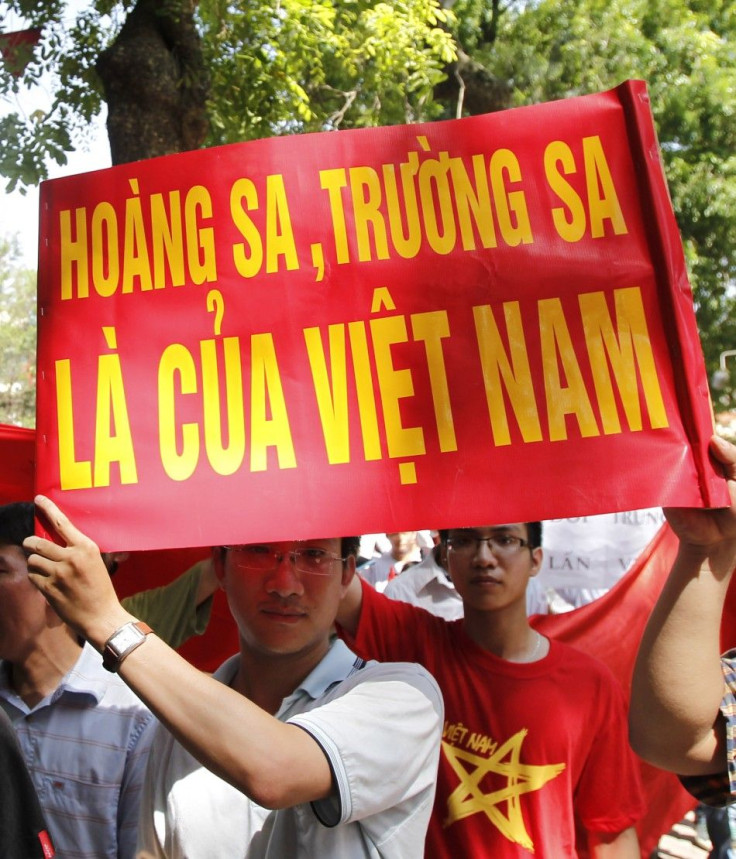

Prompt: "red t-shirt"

[340,580,644,858]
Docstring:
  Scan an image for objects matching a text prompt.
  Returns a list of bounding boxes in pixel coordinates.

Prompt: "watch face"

[110,624,144,655]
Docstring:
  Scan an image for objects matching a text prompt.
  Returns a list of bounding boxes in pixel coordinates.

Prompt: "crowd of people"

[2,433,736,857]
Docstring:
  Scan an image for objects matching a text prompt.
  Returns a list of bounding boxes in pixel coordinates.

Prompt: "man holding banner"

[631,435,736,808]
[23,505,444,858]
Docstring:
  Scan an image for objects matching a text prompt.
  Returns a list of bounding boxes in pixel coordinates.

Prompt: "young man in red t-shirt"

[337,521,644,858]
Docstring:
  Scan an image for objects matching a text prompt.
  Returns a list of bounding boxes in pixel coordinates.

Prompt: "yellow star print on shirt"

[442,728,566,850]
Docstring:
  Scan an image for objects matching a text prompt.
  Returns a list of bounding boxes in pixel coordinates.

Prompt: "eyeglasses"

[224,543,346,576]
[446,533,531,558]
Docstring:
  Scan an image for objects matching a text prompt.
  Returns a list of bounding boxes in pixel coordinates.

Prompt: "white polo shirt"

[138,638,443,858]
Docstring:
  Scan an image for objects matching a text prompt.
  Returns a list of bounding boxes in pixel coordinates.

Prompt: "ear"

[211,546,227,588]
[528,547,543,578]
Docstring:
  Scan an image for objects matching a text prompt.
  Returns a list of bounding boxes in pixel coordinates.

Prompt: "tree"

[96,0,209,164]
[0,0,456,183]
[440,0,736,398]
[200,0,456,143]
[0,234,36,426]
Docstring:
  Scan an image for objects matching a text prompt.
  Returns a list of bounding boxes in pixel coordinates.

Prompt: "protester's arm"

[25,496,334,810]
[630,435,736,775]
[588,827,639,858]
[121,558,218,649]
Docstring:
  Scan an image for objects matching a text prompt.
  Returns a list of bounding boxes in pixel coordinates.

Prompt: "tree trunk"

[96,0,209,165]
[434,49,512,118]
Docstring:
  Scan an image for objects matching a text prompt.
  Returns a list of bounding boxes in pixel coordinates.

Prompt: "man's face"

[445,524,542,613]
[387,531,417,559]
[0,542,50,662]
[220,538,354,661]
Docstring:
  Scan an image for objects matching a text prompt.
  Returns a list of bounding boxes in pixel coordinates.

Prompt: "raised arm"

[24,497,333,810]
[629,435,736,775]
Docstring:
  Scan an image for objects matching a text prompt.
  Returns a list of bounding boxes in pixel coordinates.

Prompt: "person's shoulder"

[359,658,439,683]
[545,641,630,719]
[382,575,427,605]
[361,574,434,618]
[383,560,438,595]
[345,659,444,711]
[96,676,155,731]
[548,638,620,682]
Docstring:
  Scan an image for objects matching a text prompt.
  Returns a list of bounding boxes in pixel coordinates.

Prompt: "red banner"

[35,80,727,552]
[0,423,35,503]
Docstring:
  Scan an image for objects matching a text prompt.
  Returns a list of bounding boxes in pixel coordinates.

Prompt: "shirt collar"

[58,643,112,704]
[0,643,104,713]
[295,637,365,700]
[213,638,367,715]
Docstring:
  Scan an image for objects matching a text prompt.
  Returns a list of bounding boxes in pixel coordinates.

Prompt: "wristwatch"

[102,621,153,673]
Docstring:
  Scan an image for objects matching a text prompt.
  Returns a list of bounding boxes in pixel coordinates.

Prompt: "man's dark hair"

[341,537,360,559]
[0,502,35,547]
[439,522,543,549]
[526,522,542,549]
